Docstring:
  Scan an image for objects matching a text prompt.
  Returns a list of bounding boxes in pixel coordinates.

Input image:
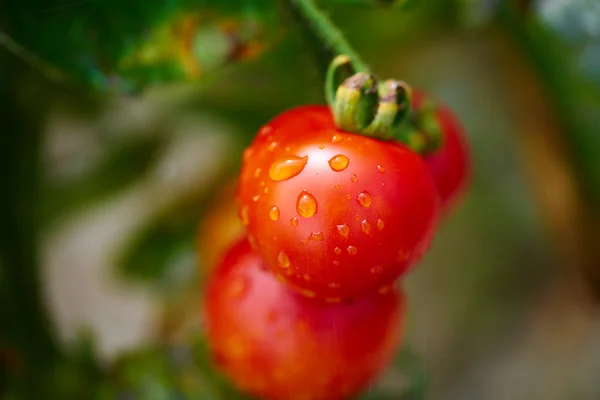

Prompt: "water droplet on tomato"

[239,206,249,226]
[377,218,385,230]
[351,174,358,183]
[397,248,410,262]
[318,144,325,149]
[300,289,316,298]
[254,168,262,178]
[377,165,385,173]
[243,147,253,162]
[333,260,340,266]
[326,297,341,303]
[269,155,308,182]
[248,234,257,250]
[331,134,344,144]
[277,251,291,268]
[269,206,280,221]
[259,125,272,136]
[335,184,340,189]
[290,217,299,227]
[252,195,260,202]
[303,274,311,281]
[227,276,248,299]
[296,191,317,218]
[336,224,350,238]
[347,245,357,255]
[334,247,342,255]
[264,187,269,194]
[328,154,349,172]
[361,219,371,234]
[268,141,278,152]
[357,192,372,208]
[346,194,351,200]
[328,282,340,289]
[308,231,324,241]
[378,285,392,294]
[371,266,383,275]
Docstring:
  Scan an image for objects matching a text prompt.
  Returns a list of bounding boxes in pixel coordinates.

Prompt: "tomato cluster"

[201,89,470,399]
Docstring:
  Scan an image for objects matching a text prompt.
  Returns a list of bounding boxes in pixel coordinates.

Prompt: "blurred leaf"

[499,2,600,207]
[1,0,281,93]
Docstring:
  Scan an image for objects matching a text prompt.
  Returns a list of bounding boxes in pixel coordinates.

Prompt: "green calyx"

[325,55,413,143]
[391,98,444,154]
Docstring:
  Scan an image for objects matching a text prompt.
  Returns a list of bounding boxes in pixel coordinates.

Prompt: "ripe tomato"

[196,180,245,274]
[203,238,406,400]
[413,91,471,213]
[237,105,439,301]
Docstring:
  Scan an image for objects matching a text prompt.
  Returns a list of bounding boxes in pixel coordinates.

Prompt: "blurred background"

[2,0,600,399]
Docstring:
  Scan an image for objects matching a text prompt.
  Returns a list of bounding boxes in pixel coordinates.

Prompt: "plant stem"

[285,0,370,74]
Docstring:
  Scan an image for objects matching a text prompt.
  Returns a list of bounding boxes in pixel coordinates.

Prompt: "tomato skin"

[413,91,471,213]
[237,106,440,301]
[203,238,406,400]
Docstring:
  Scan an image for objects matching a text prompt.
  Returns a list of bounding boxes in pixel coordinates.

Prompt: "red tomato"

[413,91,471,213]
[203,238,406,400]
[237,105,440,301]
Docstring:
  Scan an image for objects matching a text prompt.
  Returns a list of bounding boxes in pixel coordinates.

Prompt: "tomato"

[203,238,406,400]
[196,180,245,274]
[413,91,471,213]
[237,105,439,301]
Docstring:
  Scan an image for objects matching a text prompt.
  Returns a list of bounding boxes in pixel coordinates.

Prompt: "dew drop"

[361,219,372,234]
[259,125,272,136]
[318,144,325,149]
[371,266,383,275]
[269,206,280,221]
[300,289,316,298]
[377,165,385,173]
[260,180,266,187]
[248,234,258,250]
[336,224,350,238]
[331,134,344,144]
[346,194,351,200]
[334,247,342,255]
[254,168,262,178]
[326,297,341,304]
[243,147,253,162]
[347,245,358,255]
[356,192,372,208]
[252,195,260,202]
[377,218,385,231]
[328,154,350,172]
[351,174,358,183]
[264,187,269,194]
[239,206,250,226]
[303,274,311,281]
[335,184,340,189]
[268,141,278,152]
[290,217,299,227]
[378,285,393,294]
[227,276,248,299]
[308,231,324,241]
[269,155,308,182]
[296,191,317,218]
[397,248,410,262]
[277,251,291,268]
[328,282,340,289]
[333,260,340,266]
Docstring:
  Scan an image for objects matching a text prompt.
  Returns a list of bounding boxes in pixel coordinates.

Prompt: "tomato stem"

[287,0,370,74]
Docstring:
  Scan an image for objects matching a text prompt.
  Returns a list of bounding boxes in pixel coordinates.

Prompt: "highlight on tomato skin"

[237,105,440,302]
[203,238,407,400]
[413,90,471,214]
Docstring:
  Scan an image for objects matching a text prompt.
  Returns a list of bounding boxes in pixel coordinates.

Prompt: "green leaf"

[1,0,280,93]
